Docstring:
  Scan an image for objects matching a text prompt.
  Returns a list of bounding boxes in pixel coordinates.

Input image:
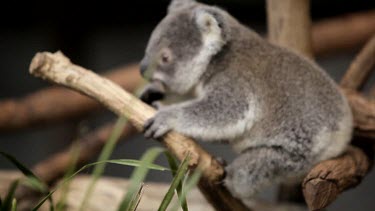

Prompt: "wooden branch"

[344,89,375,139]
[340,34,375,90]
[0,64,142,132]
[267,0,313,58]
[312,10,375,56]
[32,122,136,185]
[302,146,372,211]
[29,51,249,211]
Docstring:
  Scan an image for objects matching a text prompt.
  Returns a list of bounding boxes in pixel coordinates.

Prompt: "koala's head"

[140,0,231,96]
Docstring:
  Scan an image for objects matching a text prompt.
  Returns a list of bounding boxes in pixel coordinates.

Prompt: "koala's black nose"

[140,58,149,76]
[139,80,166,105]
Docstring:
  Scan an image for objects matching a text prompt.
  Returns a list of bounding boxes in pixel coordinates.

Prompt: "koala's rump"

[234,46,352,164]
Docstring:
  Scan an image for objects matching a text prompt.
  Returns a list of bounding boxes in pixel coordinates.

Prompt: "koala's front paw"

[143,109,175,139]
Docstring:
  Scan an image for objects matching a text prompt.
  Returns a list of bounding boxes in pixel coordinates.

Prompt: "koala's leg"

[224,146,307,204]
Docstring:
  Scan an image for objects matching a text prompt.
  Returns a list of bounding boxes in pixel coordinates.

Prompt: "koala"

[139,0,353,206]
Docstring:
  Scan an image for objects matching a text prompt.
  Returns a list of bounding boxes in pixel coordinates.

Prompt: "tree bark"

[302,146,372,211]
[267,0,313,58]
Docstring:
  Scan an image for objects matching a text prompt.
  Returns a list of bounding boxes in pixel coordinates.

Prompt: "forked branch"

[302,146,372,211]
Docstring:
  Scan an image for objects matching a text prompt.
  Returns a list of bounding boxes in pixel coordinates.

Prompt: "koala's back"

[225,29,352,163]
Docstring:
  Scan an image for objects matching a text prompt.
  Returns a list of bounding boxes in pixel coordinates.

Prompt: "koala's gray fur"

[140,0,353,206]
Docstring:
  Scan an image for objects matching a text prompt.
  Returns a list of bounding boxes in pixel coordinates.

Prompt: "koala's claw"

[143,115,172,139]
[143,118,155,138]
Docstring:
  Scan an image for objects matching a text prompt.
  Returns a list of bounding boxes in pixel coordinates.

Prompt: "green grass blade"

[0,151,54,211]
[2,180,19,211]
[33,164,92,210]
[0,151,37,177]
[106,159,169,171]
[158,154,190,211]
[11,198,17,211]
[164,153,188,211]
[171,169,202,211]
[85,159,168,172]
[126,184,144,211]
[164,153,179,175]
[79,117,128,211]
[32,157,169,211]
[23,177,48,192]
[117,147,166,211]
[56,142,81,211]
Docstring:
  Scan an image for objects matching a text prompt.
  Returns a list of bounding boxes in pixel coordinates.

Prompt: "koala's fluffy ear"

[194,8,228,52]
[168,0,196,12]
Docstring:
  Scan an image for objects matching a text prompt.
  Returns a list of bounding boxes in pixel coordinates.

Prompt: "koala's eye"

[159,49,172,65]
